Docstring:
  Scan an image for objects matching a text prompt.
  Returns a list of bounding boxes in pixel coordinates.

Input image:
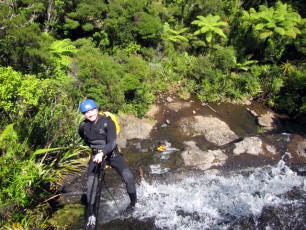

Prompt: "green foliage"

[0,155,49,227]
[178,78,196,100]
[50,39,77,66]
[254,3,302,40]
[0,0,305,228]
[170,0,227,24]
[294,24,306,56]
[124,42,142,56]
[62,0,108,36]
[239,1,304,63]
[0,24,52,74]
[134,12,163,40]
[162,23,190,52]
[275,65,306,116]
[120,83,156,117]
[191,14,228,45]
[0,123,50,228]
[72,39,156,115]
[250,64,284,106]
[0,1,45,30]
[230,72,261,97]
[163,23,189,43]
[0,122,88,228]
[211,45,236,72]
[72,39,125,111]
[104,0,148,47]
[64,18,80,30]
[0,66,69,124]
[197,70,228,102]
[188,55,214,83]
[0,67,40,121]
[48,38,77,79]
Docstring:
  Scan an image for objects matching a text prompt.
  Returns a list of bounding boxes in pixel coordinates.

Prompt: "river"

[62,97,305,230]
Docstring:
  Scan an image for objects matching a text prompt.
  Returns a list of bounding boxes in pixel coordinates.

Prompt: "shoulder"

[79,119,90,130]
[100,115,113,124]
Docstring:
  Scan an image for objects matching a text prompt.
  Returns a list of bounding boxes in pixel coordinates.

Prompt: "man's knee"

[122,168,134,182]
[122,168,136,193]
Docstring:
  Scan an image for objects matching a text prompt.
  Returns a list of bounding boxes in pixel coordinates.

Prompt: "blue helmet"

[80,99,97,113]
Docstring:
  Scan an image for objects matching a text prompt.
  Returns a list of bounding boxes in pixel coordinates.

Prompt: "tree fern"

[163,23,189,44]
[248,2,303,40]
[191,14,228,44]
[49,39,77,67]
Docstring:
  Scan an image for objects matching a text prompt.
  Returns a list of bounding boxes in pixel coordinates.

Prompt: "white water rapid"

[102,160,305,230]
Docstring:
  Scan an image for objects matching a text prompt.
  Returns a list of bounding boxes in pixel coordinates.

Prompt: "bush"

[0,124,51,228]
[211,46,236,72]
[275,68,306,116]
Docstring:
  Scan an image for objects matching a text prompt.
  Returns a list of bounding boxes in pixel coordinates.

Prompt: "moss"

[48,204,84,229]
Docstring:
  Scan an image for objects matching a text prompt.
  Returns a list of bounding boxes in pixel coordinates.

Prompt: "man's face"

[84,108,98,123]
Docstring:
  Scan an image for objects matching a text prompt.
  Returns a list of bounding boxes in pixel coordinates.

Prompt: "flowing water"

[68,160,305,230]
[64,98,305,230]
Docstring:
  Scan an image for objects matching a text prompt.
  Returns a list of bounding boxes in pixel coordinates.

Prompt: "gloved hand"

[93,149,104,163]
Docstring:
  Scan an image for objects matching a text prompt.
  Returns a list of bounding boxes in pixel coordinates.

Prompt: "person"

[78,99,137,226]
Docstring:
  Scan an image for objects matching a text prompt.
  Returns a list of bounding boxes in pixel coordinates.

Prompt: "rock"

[257,204,306,230]
[166,96,174,103]
[181,141,228,170]
[257,112,275,130]
[117,138,127,149]
[233,137,263,155]
[192,116,238,146]
[117,114,156,148]
[246,108,258,117]
[167,101,192,112]
[297,139,306,158]
[145,104,160,118]
[266,145,277,155]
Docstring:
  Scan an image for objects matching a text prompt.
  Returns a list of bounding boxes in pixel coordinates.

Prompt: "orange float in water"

[157,144,167,151]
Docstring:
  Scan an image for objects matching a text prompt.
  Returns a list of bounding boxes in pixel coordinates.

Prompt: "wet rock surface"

[116,114,156,148]
[233,136,263,155]
[181,141,228,170]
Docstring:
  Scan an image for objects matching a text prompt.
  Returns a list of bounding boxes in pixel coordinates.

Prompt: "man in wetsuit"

[78,99,137,226]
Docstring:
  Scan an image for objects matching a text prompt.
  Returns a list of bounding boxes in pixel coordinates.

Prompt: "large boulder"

[179,116,239,146]
[117,114,156,148]
[181,140,228,170]
[233,137,263,155]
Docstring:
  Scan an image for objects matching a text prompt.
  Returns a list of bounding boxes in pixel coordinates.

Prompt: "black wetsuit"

[78,114,136,209]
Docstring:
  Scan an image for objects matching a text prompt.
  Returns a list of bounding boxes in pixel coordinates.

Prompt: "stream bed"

[58,97,305,230]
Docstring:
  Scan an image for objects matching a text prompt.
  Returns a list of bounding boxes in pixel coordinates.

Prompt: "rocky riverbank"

[53,94,306,229]
[117,94,305,173]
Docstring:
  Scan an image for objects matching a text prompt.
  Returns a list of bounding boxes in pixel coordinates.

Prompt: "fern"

[49,39,77,67]
[191,14,228,43]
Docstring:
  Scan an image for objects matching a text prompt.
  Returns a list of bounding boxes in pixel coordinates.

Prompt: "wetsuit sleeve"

[103,117,117,155]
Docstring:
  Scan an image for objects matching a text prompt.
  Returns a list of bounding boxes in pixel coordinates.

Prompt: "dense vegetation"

[0,0,305,228]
